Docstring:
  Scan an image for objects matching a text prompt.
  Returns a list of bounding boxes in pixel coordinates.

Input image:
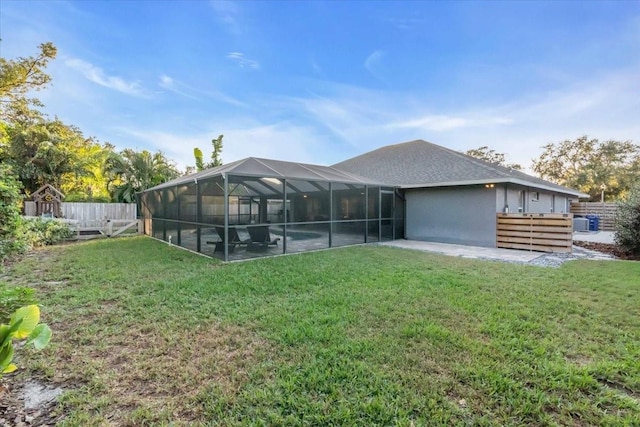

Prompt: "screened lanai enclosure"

[140,158,403,261]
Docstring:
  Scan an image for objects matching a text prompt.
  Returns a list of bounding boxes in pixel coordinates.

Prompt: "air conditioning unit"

[573,217,589,232]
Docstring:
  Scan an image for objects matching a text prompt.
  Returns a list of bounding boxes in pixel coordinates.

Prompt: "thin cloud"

[210,0,243,35]
[284,64,639,170]
[293,94,379,144]
[389,114,513,132]
[65,58,146,97]
[158,74,198,100]
[118,121,322,170]
[158,73,246,106]
[159,74,174,88]
[388,17,424,31]
[364,50,385,79]
[310,55,323,75]
[227,52,260,69]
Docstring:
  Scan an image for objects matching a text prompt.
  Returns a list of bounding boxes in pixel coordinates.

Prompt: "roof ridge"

[430,143,513,179]
[297,163,330,180]
[357,139,514,179]
[326,164,375,184]
[250,157,285,177]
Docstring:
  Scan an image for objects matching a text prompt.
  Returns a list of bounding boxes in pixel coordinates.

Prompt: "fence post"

[107,220,113,237]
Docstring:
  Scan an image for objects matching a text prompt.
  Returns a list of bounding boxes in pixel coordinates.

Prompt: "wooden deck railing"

[496,213,573,253]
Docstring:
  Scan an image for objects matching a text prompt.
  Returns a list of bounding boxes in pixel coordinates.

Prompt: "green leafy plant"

[615,183,640,256]
[0,305,52,376]
[0,164,24,264]
[18,217,73,248]
[0,284,36,322]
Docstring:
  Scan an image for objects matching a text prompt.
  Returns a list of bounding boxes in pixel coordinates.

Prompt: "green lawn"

[4,237,639,426]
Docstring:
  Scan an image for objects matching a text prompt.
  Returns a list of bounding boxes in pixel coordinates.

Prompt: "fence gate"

[496,213,573,253]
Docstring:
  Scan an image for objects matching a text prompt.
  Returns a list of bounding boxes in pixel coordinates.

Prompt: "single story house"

[140,139,586,260]
[334,139,587,247]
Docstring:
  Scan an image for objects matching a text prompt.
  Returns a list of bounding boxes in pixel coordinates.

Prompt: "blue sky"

[1,1,639,172]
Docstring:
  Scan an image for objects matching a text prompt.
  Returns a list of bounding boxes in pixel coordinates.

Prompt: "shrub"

[615,183,640,256]
[0,165,23,264]
[18,217,74,248]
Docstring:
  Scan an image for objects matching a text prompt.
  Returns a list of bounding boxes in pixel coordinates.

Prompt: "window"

[531,192,539,201]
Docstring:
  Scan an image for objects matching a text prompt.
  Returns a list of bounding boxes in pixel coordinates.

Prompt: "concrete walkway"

[573,231,615,244]
[380,240,544,263]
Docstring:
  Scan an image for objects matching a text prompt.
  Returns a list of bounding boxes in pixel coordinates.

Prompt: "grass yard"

[3,236,639,426]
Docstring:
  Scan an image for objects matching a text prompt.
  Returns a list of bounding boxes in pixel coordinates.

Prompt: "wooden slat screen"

[497,213,573,253]
[570,202,617,231]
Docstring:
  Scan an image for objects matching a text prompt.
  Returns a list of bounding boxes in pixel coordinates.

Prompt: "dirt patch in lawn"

[0,379,65,426]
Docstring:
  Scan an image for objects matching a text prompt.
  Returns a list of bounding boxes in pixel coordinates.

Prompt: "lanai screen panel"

[141,157,398,261]
[285,179,331,253]
[331,183,366,247]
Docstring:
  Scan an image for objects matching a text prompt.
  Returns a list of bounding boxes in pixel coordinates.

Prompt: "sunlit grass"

[5,236,639,425]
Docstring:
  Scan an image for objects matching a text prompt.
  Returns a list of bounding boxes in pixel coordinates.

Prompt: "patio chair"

[246,225,281,251]
[206,226,249,253]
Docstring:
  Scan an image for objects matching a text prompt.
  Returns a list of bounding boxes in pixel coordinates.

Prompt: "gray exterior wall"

[406,186,497,247]
[496,184,570,214]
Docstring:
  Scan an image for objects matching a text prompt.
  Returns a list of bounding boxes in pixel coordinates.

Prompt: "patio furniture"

[246,225,281,251]
[206,226,249,253]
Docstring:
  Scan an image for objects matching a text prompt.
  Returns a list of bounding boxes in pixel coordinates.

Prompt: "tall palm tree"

[104,149,179,203]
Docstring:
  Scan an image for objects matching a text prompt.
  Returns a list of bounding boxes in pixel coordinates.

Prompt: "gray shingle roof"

[147,157,384,191]
[333,139,587,197]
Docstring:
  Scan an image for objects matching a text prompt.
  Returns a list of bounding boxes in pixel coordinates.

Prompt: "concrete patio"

[380,240,544,263]
[380,238,616,266]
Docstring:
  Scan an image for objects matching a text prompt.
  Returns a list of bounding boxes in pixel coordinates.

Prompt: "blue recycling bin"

[585,215,600,231]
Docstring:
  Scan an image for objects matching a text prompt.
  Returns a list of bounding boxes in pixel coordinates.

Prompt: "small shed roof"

[32,184,65,201]
[333,139,588,197]
[146,157,384,192]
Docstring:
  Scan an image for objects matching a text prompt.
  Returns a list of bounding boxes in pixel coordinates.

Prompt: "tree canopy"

[465,146,523,170]
[0,42,57,115]
[532,136,639,201]
[104,149,180,203]
[194,134,224,172]
[1,42,183,203]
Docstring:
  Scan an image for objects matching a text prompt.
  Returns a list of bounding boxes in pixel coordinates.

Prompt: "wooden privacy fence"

[22,217,142,239]
[23,201,140,238]
[24,202,136,228]
[570,202,617,231]
[496,213,573,253]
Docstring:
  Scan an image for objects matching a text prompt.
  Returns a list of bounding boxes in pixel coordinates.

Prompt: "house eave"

[400,177,588,198]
